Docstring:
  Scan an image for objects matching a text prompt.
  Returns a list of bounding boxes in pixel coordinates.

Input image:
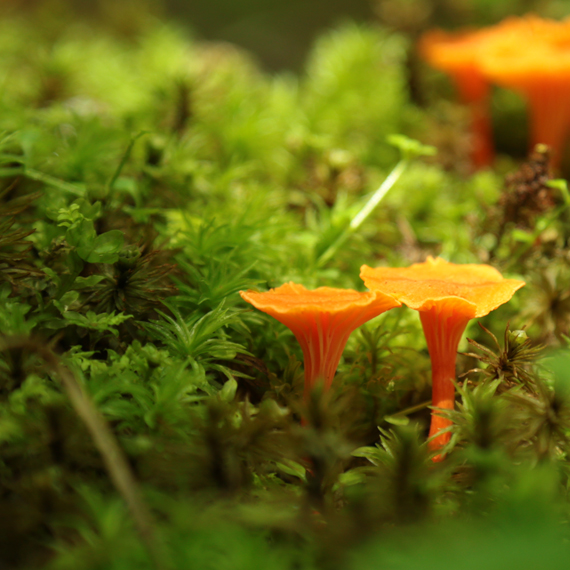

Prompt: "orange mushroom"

[360,257,525,460]
[240,283,401,400]
[480,15,570,168]
[419,27,496,169]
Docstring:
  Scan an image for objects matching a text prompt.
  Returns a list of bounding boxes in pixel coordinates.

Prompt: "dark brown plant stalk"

[489,145,557,261]
[0,336,171,570]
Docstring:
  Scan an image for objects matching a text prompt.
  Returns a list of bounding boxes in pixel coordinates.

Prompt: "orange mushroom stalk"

[419,28,496,169]
[240,283,401,400]
[360,257,525,460]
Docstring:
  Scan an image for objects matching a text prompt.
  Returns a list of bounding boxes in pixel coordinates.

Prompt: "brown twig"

[0,336,170,570]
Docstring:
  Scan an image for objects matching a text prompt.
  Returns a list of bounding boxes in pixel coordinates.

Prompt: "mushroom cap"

[419,28,493,75]
[360,257,525,318]
[420,15,570,89]
[480,15,570,86]
[240,282,401,318]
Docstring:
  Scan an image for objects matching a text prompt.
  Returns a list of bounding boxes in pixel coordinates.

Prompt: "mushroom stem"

[525,80,570,168]
[469,100,495,169]
[420,305,470,461]
[292,315,352,400]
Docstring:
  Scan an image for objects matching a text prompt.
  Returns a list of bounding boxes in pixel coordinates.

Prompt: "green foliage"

[302,24,411,166]
[144,301,248,382]
[2,3,570,570]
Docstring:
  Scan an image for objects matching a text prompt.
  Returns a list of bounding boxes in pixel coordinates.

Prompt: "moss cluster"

[3,3,570,569]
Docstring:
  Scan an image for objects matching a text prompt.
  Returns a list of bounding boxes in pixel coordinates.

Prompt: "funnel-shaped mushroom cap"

[240,283,401,397]
[361,257,525,460]
[481,15,570,84]
[240,283,400,317]
[360,256,525,318]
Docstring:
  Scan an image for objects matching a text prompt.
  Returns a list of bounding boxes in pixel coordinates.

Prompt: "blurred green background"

[2,0,374,70]
[7,0,570,72]
[163,0,375,70]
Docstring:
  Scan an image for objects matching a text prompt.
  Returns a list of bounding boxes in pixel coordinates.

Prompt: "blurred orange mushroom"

[480,15,570,168]
[240,283,401,400]
[360,257,525,460]
[421,15,570,170]
[419,27,496,169]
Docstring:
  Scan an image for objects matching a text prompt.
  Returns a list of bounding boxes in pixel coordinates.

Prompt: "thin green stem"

[23,167,85,196]
[316,158,409,268]
[107,131,149,192]
[392,399,432,417]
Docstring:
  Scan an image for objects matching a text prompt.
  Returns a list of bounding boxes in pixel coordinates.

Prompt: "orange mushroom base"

[419,302,472,460]
[284,311,365,400]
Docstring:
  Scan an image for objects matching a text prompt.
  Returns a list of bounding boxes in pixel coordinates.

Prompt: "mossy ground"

[3,2,570,569]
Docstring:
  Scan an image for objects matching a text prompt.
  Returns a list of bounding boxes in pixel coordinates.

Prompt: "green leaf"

[547,178,570,204]
[58,310,133,335]
[219,377,238,402]
[384,414,410,426]
[67,218,96,248]
[512,228,534,243]
[73,275,105,289]
[387,134,437,159]
[56,290,80,311]
[77,230,125,263]
[337,469,366,487]
[276,460,306,481]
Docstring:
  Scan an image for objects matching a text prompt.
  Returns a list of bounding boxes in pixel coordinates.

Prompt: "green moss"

[1,4,570,570]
